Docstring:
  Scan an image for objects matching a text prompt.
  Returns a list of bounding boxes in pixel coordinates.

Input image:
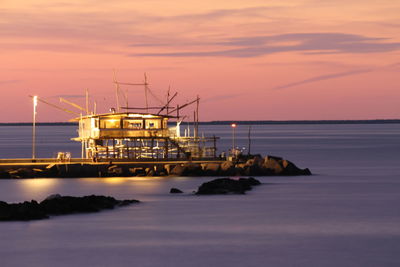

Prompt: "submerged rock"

[170,188,183,194]
[0,195,139,221]
[196,177,261,195]
[0,200,48,221]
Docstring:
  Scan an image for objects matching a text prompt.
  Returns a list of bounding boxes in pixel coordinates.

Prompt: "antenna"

[167,86,170,114]
[196,95,200,138]
[144,73,149,112]
[85,88,89,115]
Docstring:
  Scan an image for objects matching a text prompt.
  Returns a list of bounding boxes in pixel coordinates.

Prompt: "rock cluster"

[196,177,261,195]
[170,155,311,177]
[0,195,139,221]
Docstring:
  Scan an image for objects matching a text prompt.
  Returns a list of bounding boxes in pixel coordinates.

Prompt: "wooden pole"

[196,96,199,138]
[193,110,196,138]
[85,88,89,115]
[166,86,170,115]
[113,70,120,112]
[32,96,37,159]
[144,73,149,112]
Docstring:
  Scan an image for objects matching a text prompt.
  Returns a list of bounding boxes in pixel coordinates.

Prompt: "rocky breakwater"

[170,155,311,177]
[0,194,139,221]
[0,155,311,178]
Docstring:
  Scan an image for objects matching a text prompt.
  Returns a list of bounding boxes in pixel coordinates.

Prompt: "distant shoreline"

[1,119,399,126]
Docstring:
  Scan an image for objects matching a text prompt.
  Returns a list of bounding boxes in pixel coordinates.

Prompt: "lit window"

[146,119,160,129]
[100,119,120,129]
[123,119,143,129]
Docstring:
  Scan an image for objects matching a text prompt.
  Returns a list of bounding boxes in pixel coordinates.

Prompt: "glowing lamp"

[33,95,38,108]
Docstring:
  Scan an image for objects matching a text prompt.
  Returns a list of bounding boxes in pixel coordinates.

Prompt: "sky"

[1,0,399,122]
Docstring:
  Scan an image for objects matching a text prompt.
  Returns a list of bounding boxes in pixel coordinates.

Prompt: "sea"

[0,123,399,267]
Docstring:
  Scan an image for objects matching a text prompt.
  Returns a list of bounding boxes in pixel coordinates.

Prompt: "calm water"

[0,124,399,267]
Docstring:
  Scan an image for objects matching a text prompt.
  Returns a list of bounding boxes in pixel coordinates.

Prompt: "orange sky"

[1,0,399,122]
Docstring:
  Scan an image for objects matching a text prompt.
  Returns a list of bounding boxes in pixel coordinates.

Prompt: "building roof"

[71,112,176,121]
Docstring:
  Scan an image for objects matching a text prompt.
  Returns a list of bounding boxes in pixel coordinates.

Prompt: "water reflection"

[17,178,58,196]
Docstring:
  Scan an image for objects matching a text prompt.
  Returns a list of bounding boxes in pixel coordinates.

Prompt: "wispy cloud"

[0,5,278,46]
[1,2,399,60]
[131,33,400,58]
[0,79,22,85]
[202,93,244,103]
[271,69,373,90]
[270,62,400,90]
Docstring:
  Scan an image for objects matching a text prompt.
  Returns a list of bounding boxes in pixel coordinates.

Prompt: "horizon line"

[1,119,399,126]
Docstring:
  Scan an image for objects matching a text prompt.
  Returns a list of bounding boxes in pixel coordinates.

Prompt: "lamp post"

[231,123,237,156]
[32,95,38,159]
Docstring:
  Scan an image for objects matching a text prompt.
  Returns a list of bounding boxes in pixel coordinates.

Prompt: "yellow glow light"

[33,95,38,107]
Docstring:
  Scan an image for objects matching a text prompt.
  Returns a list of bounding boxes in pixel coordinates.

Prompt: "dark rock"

[0,195,140,221]
[0,170,11,179]
[196,177,261,195]
[170,188,183,194]
[302,168,312,175]
[170,164,185,176]
[154,165,167,176]
[239,177,262,186]
[170,163,203,176]
[164,164,173,175]
[280,159,312,176]
[220,161,235,175]
[201,163,221,176]
[130,167,146,176]
[8,168,35,178]
[266,155,283,161]
[108,165,123,175]
[146,168,155,176]
[245,156,263,167]
[0,200,48,221]
[258,156,311,176]
[184,163,204,176]
[262,157,283,174]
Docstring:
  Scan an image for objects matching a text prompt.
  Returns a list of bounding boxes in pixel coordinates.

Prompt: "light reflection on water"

[17,178,58,196]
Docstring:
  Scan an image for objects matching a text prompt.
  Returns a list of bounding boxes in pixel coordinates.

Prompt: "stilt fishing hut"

[72,111,218,160]
[67,73,218,160]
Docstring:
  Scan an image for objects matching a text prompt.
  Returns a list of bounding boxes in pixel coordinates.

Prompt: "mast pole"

[193,110,196,138]
[32,96,38,159]
[144,73,149,112]
[196,95,199,138]
[113,70,120,112]
[80,113,84,158]
[166,86,170,115]
[85,88,89,115]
